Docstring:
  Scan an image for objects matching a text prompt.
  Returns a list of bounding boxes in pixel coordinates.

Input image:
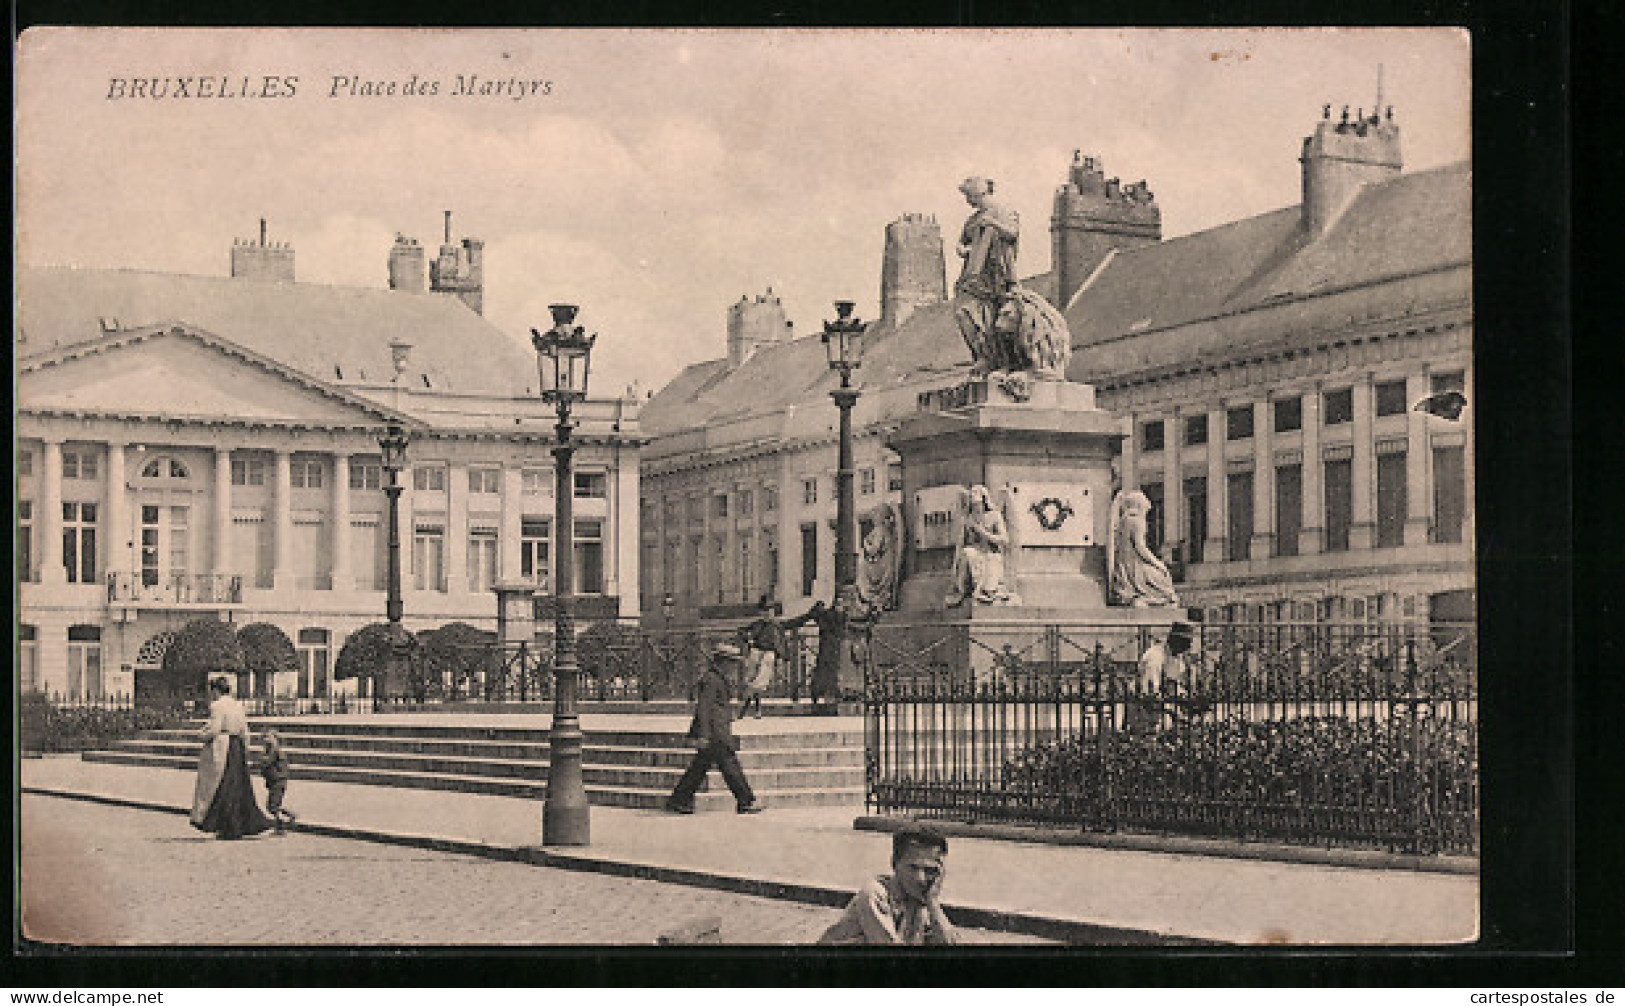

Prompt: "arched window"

[140,456,191,480]
[136,630,177,669]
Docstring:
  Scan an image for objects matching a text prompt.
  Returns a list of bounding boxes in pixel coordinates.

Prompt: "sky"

[16,28,1471,398]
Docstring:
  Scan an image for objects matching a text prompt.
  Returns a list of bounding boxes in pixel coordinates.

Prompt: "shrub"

[159,618,245,699]
[20,693,188,753]
[335,623,418,701]
[237,622,298,696]
[418,622,498,700]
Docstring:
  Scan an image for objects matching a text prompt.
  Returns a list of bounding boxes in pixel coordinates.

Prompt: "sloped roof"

[1063,162,1471,361]
[16,266,537,397]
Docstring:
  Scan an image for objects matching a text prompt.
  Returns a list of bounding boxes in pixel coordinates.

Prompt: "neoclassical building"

[641,102,1473,627]
[17,218,643,701]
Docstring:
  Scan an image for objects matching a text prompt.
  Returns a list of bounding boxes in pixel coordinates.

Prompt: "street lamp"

[378,424,410,707]
[531,304,597,847]
[823,300,866,622]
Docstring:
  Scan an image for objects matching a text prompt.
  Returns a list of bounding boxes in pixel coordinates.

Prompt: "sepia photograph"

[14,25,1503,958]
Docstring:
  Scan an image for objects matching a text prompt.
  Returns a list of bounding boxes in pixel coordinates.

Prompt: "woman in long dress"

[190,676,273,840]
[1108,489,1181,608]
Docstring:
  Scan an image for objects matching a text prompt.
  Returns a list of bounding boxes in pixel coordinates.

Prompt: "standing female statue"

[1107,489,1181,608]
[953,177,1022,374]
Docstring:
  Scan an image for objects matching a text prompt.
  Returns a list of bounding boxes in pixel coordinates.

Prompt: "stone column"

[39,438,66,585]
[1251,399,1274,558]
[272,448,294,590]
[1404,370,1433,546]
[1204,406,1226,562]
[214,448,234,576]
[105,440,129,584]
[499,465,523,582]
[1349,374,1376,550]
[447,462,469,595]
[330,450,352,591]
[1120,412,1138,490]
[1165,408,1183,562]
[1298,386,1324,555]
[614,445,640,614]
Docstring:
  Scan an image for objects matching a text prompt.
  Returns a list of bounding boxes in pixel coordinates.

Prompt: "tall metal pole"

[543,402,590,845]
[832,371,861,614]
[384,478,404,627]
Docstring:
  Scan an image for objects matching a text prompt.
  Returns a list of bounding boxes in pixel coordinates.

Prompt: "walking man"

[665,643,763,815]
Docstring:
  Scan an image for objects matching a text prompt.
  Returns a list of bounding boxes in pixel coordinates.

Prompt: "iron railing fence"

[863,619,1478,856]
[107,571,244,604]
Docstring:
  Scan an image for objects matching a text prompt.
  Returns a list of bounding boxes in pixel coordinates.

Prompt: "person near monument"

[946,485,1015,606]
[665,643,763,815]
[782,599,850,706]
[952,176,1022,374]
[1108,489,1181,608]
[190,676,274,840]
[1126,621,1210,731]
[818,822,961,945]
[738,595,783,718]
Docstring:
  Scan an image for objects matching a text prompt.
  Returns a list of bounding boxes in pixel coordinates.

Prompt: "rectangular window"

[66,628,103,701]
[351,521,385,591]
[349,460,382,490]
[1226,406,1254,441]
[61,501,98,584]
[664,538,680,596]
[1324,458,1353,552]
[713,494,730,519]
[521,519,551,589]
[1432,370,1466,395]
[1274,465,1302,557]
[62,449,100,480]
[469,468,501,495]
[20,626,39,693]
[1433,445,1467,544]
[522,469,552,496]
[1226,472,1253,561]
[802,478,818,506]
[574,472,608,499]
[1184,415,1209,447]
[169,507,191,578]
[714,535,728,605]
[18,500,33,583]
[764,485,779,511]
[413,465,446,492]
[1323,388,1354,425]
[737,489,755,516]
[887,463,904,492]
[1375,379,1409,417]
[413,526,446,592]
[297,628,331,700]
[1376,451,1408,547]
[467,530,499,592]
[290,458,325,489]
[1183,477,1207,564]
[800,522,818,596]
[859,468,877,495]
[1141,482,1165,555]
[1274,397,1302,433]
[574,519,605,594]
[1140,420,1165,453]
[19,451,34,477]
[232,456,267,486]
[234,518,274,589]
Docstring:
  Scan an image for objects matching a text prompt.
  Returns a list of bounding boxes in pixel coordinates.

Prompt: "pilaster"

[272,448,295,590]
[330,450,353,591]
[1298,385,1324,555]
[1250,399,1274,558]
[213,447,233,576]
[39,439,66,586]
[1349,374,1376,550]
[1404,370,1433,546]
[1204,406,1226,562]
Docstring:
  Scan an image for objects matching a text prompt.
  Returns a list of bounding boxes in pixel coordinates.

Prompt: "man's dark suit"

[667,659,758,812]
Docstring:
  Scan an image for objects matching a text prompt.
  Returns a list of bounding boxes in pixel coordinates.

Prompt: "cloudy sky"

[17,28,1470,397]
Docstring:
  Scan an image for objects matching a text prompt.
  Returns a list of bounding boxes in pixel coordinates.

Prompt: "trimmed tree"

[418,622,499,700]
[159,618,246,703]
[334,623,418,702]
[237,622,298,701]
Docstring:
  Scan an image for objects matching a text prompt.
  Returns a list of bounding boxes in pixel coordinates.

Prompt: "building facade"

[17,219,642,702]
[643,102,1473,627]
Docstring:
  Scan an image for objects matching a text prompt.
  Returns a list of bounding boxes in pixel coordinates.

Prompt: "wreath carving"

[1030,497,1074,532]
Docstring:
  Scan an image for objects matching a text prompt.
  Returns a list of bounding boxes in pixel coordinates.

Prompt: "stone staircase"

[81,716,868,811]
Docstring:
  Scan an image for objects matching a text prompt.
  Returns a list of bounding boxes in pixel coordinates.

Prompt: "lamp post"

[378,425,410,707]
[532,304,597,846]
[824,301,866,620]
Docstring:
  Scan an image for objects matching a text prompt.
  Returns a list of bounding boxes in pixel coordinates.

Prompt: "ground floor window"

[66,625,103,700]
[574,519,605,595]
[413,525,446,592]
[1274,465,1302,557]
[467,529,499,593]
[20,625,39,693]
[297,628,331,699]
[521,519,551,590]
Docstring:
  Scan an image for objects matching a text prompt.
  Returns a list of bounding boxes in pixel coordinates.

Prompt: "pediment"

[19,327,397,427]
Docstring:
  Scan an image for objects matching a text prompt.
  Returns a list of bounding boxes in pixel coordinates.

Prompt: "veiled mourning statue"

[1107,489,1181,608]
[945,485,1019,607]
[857,502,903,612]
[952,176,1072,380]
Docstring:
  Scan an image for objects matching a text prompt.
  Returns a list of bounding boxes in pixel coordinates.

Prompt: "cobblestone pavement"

[20,795,1045,946]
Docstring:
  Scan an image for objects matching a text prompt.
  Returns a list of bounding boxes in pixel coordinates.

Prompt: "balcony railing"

[107,571,244,605]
